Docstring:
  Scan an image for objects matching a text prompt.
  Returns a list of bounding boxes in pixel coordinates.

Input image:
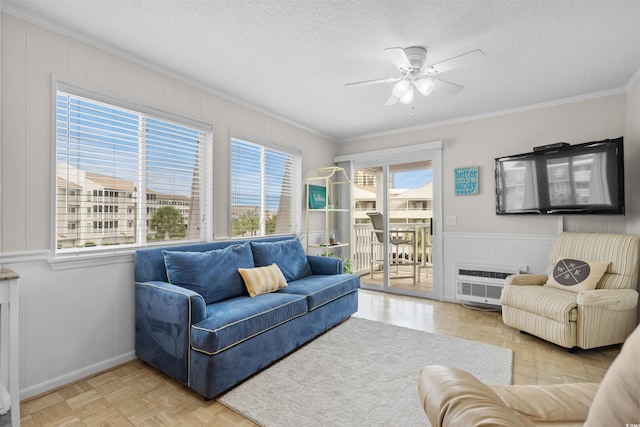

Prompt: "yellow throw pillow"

[545,258,610,293]
[238,263,288,297]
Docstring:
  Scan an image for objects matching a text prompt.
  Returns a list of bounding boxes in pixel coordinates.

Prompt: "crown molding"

[0,6,336,143]
[625,66,640,91]
[339,87,629,143]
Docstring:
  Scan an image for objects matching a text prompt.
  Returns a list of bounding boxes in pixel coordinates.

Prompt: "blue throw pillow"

[250,238,312,282]
[163,242,255,304]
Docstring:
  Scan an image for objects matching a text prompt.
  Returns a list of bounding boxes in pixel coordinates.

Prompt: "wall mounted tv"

[495,137,624,215]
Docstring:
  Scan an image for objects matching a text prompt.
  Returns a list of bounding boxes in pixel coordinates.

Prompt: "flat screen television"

[495,137,624,215]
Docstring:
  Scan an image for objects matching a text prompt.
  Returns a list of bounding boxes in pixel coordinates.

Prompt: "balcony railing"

[352,223,432,275]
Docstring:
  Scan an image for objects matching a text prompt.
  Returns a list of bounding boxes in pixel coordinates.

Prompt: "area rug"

[218,317,513,427]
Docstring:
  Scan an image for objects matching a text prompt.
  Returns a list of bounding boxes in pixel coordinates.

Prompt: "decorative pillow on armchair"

[545,258,610,293]
[250,238,312,282]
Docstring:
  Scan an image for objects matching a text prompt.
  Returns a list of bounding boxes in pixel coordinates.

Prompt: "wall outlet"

[446,215,457,226]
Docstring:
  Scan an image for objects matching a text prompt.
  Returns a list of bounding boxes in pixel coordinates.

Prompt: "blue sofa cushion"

[250,238,312,282]
[163,242,255,304]
[278,274,360,310]
[191,293,307,354]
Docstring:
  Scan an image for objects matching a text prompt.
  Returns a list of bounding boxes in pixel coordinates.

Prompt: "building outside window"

[55,83,212,252]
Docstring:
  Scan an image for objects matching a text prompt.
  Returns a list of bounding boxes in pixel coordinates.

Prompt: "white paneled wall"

[625,77,640,236]
[4,256,136,398]
[0,12,336,399]
[442,233,555,302]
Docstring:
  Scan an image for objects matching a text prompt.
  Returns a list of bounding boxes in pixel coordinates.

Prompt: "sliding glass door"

[344,143,441,300]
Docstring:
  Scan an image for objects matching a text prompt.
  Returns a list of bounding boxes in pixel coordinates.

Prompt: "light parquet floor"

[361,267,434,292]
[19,290,621,426]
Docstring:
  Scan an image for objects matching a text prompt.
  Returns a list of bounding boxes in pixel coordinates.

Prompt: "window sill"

[49,250,135,271]
[49,239,209,270]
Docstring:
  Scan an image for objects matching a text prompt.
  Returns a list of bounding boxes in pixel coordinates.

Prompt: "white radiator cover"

[455,262,527,306]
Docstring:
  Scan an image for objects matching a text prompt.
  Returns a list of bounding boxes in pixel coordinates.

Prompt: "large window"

[230,137,301,238]
[55,84,211,253]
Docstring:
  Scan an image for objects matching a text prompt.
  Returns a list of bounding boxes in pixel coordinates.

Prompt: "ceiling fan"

[346,46,485,106]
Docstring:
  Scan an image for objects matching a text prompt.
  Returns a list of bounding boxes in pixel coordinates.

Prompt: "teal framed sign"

[308,184,327,209]
[454,166,479,195]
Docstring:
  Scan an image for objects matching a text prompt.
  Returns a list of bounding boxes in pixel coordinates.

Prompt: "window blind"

[56,90,208,252]
[230,137,300,237]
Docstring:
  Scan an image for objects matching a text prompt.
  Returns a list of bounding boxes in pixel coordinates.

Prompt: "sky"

[394,169,433,189]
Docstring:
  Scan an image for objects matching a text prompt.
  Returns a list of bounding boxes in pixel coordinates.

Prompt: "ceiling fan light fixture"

[415,78,435,96]
[392,79,411,97]
[345,46,483,108]
[399,87,414,104]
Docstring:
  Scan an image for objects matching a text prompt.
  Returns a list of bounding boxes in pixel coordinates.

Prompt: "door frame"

[335,141,443,300]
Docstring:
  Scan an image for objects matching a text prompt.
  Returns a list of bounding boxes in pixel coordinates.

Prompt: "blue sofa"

[134,235,360,399]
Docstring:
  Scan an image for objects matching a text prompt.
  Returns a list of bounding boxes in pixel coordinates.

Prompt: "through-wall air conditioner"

[456,262,527,307]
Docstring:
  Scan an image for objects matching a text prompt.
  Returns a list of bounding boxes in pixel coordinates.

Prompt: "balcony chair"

[501,232,640,351]
[418,323,640,427]
[366,212,417,283]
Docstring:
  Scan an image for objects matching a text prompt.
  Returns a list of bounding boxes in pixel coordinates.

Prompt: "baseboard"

[443,295,502,310]
[20,351,137,400]
[442,296,460,304]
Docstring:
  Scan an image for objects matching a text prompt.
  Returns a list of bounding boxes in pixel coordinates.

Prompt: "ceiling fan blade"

[345,77,399,87]
[433,78,464,95]
[384,93,399,106]
[385,47,412,71]
[422,49,485,75]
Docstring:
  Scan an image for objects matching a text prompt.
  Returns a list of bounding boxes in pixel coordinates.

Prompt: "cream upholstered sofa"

[418,324,640,427]
[500,232,640,350]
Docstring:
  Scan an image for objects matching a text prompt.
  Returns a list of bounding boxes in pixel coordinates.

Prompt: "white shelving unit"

[305,167,352,262]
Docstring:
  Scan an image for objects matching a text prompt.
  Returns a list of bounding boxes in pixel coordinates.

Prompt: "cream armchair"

[501,232,640,350]
[418,324,640,427]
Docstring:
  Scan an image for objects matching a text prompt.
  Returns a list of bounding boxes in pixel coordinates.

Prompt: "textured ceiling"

[3,0,640,141]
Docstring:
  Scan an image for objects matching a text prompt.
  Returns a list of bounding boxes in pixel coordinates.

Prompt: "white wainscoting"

[442,233,557,303]
[1,252,136,400]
